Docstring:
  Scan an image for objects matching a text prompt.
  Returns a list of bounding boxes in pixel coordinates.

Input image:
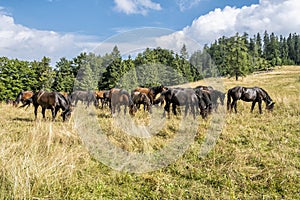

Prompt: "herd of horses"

[6,84,275,122]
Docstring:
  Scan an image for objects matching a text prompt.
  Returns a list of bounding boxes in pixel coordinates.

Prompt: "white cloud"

[177,0,202,12]
[0,13,98,65]
[158,0,300,53]
[113,0,162,15]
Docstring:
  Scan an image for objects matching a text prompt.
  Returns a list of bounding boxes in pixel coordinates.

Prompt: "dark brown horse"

[109,88,137,117]
[70,90,98,107]
[227,86,275,114]
[95,90,110,109]
[133,85,167,104]
[13,91,34,107]
[20,90,72,121]
[194,87,225,112]
[154,88,200,119]
[131,91,152,113]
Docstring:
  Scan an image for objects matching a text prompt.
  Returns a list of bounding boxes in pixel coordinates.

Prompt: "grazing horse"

[131,91,152,113]
[95,90,110,109]
[6,98,14,105]
[194,85,214,91]
[133,85,167,104]
[194,87,225,112]
[109,88,137,116]
[193,88,213,118]
[227,86,275,114]
[70,90,97,107]
[155,88,199,119]
[20,91,72,121]
[209,90,226,110]
[13,91,34,107]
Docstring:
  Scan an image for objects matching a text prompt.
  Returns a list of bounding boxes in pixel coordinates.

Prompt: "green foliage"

[1,31,300,101]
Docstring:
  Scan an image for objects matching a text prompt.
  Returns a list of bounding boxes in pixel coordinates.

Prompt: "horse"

[95,90,110,109]
[227,86,275,114]
[133,85,167,104]
[194,87,225,112]
[20,91,72,121]
[209,90,226,111]
[5,98,14,105]
[193,88,213,118]
[154,88,199,119]
[70,90,98,108]
[109,88,137,117]
[131,91,152,113]
[194,85,214,91]
[13,91,34,107]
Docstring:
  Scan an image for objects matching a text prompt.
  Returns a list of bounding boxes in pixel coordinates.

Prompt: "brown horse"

[109,88,137,117]
[20,90,72,121]
[133,85,167,104]
[13,91,34,107]
[132,91,152,113]
[95,90,110,108]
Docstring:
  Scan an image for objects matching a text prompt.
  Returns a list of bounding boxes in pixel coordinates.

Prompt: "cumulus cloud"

[113,0,162,15]
[0,13,97,65]
[158,0,300,53]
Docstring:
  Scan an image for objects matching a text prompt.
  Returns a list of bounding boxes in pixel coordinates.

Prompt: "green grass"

[0,66,300,199]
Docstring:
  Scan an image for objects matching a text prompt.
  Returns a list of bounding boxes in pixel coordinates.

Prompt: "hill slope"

[0,66,299,199]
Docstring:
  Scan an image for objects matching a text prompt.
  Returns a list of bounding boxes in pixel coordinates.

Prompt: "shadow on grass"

[12,117,34,122]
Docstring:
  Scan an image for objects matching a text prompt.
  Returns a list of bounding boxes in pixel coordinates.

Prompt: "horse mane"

[256,87,273,103]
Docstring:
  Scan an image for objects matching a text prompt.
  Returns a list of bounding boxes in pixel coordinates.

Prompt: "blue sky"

[0,0,299,65]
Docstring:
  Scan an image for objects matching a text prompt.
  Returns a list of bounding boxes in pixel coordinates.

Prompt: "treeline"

[0,31,299,101]
[206,31,300,80]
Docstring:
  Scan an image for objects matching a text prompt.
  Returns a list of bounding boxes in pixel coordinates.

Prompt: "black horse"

[70,90,97,107]
[227,86,275,114]
[154,88,200,119]
[193,88,213,118]
[20,91,72,121]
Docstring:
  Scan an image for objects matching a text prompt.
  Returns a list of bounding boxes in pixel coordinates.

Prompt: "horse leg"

[51,107,56,121]
[191,104,196,119]
[233,100,238,113]
[34,105,38,120]
[124,105,127,115]
[184,103,189,118]
[251,101,256,113]
[42,107,46,119]
[163,102,170,118]
[172,104,177,116]
[258,100,262,114]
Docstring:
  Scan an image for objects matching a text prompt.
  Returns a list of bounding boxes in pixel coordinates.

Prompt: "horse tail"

[227,89,232,110]
[14,91,23,105]
[122,90,134,106]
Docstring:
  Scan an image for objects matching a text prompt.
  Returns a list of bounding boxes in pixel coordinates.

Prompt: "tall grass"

[0,66,299,199]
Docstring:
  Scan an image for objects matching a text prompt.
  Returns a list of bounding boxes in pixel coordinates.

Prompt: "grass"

[0,65,300,199]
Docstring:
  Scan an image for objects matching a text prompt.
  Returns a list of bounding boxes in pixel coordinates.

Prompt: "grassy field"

[0,66,299,199]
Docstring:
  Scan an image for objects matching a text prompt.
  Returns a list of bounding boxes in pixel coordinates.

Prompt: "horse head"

[266,101,275,111]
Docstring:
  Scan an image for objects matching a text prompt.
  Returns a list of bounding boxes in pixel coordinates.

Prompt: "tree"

[52,57,74,93]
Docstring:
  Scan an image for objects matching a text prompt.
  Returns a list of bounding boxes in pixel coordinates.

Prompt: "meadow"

[0,66,299,199]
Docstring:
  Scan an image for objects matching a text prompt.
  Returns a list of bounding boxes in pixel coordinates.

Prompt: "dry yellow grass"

[0,65,299,199]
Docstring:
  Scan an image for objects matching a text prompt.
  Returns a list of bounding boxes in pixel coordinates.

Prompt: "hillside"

[0,66,299,199]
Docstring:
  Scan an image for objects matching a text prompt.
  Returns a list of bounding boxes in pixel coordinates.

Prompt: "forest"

[0,31,299,101]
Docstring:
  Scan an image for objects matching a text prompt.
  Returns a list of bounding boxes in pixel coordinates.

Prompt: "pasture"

[0,66,300,199]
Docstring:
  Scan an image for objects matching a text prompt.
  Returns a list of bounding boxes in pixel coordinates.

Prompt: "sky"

[0,0,299,65]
